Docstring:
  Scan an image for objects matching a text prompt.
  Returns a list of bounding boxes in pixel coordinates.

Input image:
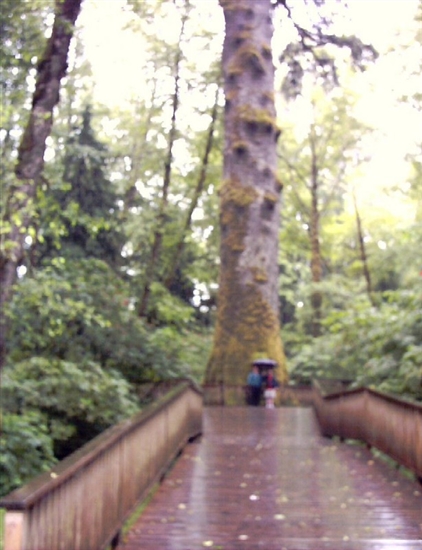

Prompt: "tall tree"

[137,1,189,317]
[308,125,323,336]
[51,106,123,266]
[204,0,287,404]
[0,1,52,189]
[352,188,375,307]
[0,0,83,368]
[164,87,220,290]
[278,92,363,336]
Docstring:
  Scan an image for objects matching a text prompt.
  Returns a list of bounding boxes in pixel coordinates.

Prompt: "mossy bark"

[205,0,287,403]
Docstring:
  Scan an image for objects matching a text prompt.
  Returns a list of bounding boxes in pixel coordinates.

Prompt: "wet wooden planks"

[117,407,422,550]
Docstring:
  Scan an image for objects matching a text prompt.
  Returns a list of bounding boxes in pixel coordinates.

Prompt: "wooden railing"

[1,380,203,550]
[313,379,422,481]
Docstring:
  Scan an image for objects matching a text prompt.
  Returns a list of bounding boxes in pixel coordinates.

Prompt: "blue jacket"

[247,372,262,387]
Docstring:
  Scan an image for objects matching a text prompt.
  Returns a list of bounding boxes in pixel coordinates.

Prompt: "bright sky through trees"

[76,0,422,221]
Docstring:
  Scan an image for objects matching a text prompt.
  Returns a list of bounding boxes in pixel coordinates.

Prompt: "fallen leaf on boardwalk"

[240,482,247,488]
[249,494,259,501]
[203,541,214,547]
[274,514,286,520]
[238,534,249,540]
[178,503,186,509]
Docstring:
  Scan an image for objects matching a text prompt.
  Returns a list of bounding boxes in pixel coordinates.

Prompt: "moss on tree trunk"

[205,0,287,404]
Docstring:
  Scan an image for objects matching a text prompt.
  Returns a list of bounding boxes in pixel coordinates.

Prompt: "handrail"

[1,380,203,550]
[313,379,422,481]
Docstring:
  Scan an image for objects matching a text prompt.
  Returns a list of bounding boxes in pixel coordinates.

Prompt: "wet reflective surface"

[117,407,422,549]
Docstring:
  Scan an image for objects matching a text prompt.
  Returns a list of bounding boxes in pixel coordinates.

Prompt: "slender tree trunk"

[164,88,219,290]
[204,0,287,405]
[309,128,322,337]
[124,79,158,211]
[0,0,83,369]
[138,10,187,318]
[353,189,375,306]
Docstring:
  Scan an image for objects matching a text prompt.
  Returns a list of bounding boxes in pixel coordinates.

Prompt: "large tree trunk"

[204,0,287,405]
[0,0,83,369]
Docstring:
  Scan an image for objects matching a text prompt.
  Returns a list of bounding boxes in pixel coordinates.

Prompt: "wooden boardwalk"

[117,407,422,550]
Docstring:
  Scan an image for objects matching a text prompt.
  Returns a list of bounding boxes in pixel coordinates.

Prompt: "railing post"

[4,511,25,550]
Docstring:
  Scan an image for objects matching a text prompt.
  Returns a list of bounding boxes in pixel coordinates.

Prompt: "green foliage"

[43,106,125,267]
[1,357,139,495]
[2,252,209,494]
[7,258,117,362]
[5,257,192,384]
[2,357,138,431]
[147,282,194,326]
[0,411,57,497]
[177,328,213,383]
[288,287,422,401]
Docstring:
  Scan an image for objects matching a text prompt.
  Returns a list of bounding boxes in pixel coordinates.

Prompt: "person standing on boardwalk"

[264,370,279,408]
[246,365,262,406]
